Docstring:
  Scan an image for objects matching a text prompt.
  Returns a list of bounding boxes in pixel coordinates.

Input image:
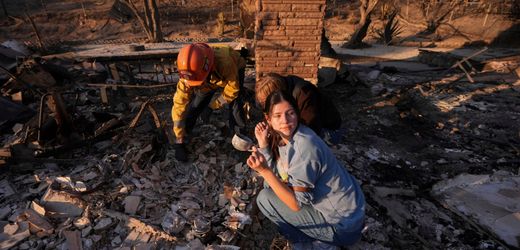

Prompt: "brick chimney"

[254,0,326,84]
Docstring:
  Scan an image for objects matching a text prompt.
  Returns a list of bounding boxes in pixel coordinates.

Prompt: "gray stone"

[93,218,112,230]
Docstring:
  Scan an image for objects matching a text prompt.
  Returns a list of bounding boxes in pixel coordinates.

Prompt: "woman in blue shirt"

[247,91,365,248]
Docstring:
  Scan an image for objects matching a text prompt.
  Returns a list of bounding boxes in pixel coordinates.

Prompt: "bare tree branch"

[342,0,380,49]
[119,0,162,42]
[120,0,153,39]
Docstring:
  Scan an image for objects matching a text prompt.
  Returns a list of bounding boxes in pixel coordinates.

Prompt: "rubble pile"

[0,50,274,249]
[0,43,519,249]
[325,56,519,249]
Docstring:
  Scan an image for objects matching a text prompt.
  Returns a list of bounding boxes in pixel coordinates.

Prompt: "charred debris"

[0,40,519,249]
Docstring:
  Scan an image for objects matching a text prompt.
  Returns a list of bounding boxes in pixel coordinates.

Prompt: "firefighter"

[172,43,246,161]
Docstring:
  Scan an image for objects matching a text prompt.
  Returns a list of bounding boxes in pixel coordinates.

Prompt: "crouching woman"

[247,91,365,248]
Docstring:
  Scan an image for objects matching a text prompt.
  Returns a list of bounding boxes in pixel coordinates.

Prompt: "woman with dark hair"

[247,91,365,249]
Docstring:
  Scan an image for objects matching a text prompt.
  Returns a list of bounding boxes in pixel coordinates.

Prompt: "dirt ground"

[0,0,519,249]
[1,0,518,48]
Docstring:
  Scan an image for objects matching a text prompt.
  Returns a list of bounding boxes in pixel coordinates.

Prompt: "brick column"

[255,0,326,84]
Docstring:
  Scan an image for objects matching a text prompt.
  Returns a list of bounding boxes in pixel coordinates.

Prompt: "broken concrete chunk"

[63,230,82,250]
[30,201,46,217]
[218,194,228,207]
[7,208,22,223]
[103,209,177,242]
[41,187,86,218]
[432,172,520,248]
[123,196,141,215]
[367,70,381,80]
[130,178,145,189]
[29,181,50,194]
[217,230,235,243]
[111,235,122,246]
[82,171,99,182]
[93,218,113,231]
[91,234,102,242]
[161,211,186,235]
[0,207,11,220]
[369,189,411,228]
[18,242,31,250]
[0,180,15,199]
[370,83,385,96]
[192,216,211,235]
[134,243,154,250]
[81,226,92,237]
[123,229,140,246]
[177,200,200,210]
[20,209,54,236]
[83,238,93,249]
[0,221,30,249]
[186,238,204,249]
[226,212,251,230]
[3,223,18,235]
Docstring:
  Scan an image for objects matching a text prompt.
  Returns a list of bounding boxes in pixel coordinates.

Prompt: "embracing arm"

[297,87,322,134]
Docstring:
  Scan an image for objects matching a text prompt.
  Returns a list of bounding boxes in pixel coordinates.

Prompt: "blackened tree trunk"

[342,0,379,49]
[239,0,256,38]
[146,0,162,42]
[320,27,336,56]
[121,0,163,42]
[418,0,464,36]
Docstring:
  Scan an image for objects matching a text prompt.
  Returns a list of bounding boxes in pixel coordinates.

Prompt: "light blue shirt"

[259,125,365,232]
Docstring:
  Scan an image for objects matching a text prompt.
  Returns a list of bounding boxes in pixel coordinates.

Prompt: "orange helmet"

[177,43,215,86]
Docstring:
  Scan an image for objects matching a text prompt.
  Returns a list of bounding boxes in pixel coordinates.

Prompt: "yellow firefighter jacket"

[172,45,246,139]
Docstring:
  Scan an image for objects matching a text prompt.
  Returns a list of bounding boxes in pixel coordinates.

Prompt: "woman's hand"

[247,146,301,212]
[254,122,269,148]
[246,146,269,174]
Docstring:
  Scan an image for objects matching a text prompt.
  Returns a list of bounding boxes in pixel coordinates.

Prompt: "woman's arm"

[247,148,300,211]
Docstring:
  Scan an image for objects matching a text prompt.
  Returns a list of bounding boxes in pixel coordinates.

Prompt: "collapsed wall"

[254,0,326,84]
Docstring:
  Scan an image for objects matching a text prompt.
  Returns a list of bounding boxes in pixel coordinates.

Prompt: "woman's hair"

[264,90,300,161]
[255,73,287,108]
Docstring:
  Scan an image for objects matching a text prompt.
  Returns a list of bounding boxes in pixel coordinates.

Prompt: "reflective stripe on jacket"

[172,45,246,139]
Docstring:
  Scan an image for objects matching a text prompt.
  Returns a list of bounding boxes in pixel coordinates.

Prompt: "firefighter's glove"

[174,143,188,162]
[209,95,227,110]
